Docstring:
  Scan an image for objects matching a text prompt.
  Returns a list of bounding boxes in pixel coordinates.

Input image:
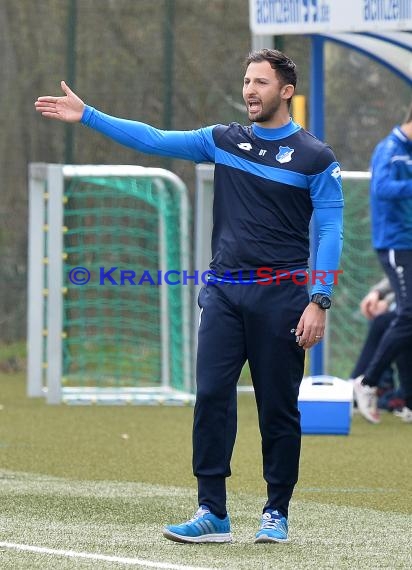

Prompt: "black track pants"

[193,280,307,518]
[364,250,412,408]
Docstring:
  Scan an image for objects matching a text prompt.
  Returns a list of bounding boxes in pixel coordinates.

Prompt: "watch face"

[311,294,331,309]
[320,296,331,309]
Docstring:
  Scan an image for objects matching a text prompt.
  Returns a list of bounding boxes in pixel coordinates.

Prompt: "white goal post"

[27,163,193,405]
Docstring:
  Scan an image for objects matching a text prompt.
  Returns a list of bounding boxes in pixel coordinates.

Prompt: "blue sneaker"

[255,510,289,543]
[163,505,232,543]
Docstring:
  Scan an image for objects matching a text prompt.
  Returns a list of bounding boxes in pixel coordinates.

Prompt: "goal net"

[27,164,193,405]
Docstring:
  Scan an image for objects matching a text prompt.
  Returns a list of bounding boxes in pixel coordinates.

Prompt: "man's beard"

[249,96,282,123]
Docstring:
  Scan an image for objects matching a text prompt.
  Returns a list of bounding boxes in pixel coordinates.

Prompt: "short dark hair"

[244,49,297,89]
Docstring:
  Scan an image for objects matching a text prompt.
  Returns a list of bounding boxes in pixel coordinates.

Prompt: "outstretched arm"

[35,81,85,122]
[35,82,216,163]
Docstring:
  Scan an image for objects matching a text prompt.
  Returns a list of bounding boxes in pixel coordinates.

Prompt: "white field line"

[0,542,217,570]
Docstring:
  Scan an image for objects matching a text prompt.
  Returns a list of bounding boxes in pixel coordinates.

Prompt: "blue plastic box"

[298,376,353,435]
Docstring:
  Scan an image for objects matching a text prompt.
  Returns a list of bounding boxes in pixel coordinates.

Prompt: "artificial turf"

[0,372,411,569]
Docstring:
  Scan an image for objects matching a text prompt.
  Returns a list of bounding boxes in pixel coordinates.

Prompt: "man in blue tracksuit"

[35,49,343,543]
[354,103,412,424]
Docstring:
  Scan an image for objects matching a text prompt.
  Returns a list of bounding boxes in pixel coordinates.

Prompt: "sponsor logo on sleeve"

[331,165,341,179]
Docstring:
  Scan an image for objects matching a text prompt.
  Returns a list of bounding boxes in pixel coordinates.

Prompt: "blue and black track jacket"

[81,106,344,296]
[370,126,412,250]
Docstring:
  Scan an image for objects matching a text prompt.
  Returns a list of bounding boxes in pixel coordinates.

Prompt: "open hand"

[35,81,85,123]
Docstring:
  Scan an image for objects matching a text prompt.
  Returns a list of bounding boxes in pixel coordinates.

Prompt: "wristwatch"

[310,293,331,310]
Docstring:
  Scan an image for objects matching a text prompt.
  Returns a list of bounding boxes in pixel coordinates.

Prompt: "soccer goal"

[27,163,193,405]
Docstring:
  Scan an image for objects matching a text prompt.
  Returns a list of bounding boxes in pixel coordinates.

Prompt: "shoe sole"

[358,413,381,424]
[163,529,233,543]
[353,385,381,424]
[255,535,289,544]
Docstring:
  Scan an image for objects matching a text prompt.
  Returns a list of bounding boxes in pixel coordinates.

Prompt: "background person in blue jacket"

[35,49,343,544]
[354,103,412,425]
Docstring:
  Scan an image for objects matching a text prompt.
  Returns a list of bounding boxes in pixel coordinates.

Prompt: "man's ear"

[281,84,295,99]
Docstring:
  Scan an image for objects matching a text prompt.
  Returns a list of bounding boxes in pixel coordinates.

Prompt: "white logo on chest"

[237,143,252,151]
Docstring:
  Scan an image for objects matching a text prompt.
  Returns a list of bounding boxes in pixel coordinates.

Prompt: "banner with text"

[249,0,412,34]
